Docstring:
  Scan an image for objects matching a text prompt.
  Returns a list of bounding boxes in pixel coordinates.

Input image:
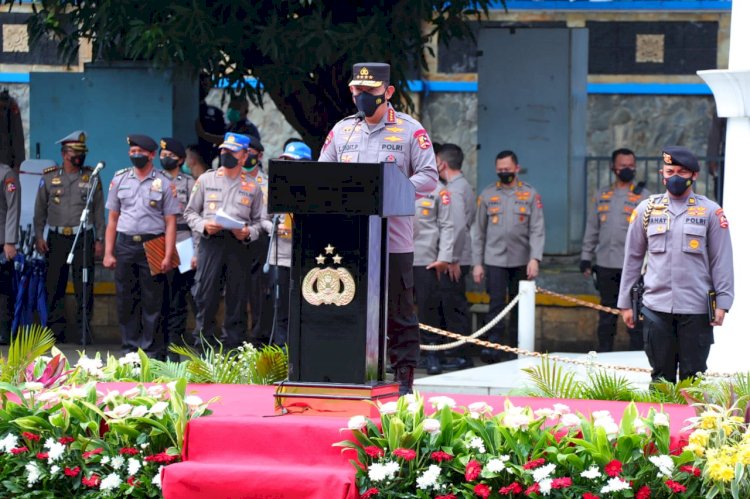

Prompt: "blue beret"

[662,146,699,172]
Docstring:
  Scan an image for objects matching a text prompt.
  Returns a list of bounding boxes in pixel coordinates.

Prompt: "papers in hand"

[176,238,194,274]
[215,208,246,230]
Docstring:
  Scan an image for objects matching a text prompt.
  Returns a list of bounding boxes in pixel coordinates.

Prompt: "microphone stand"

[67,169,101,346]
[263,215,280,346]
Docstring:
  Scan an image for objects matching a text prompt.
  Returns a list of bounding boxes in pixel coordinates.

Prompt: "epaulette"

[114,168,129,176]
[43,166,57,174]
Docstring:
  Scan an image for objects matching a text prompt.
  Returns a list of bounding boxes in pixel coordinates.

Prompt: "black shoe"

[443,356,474,371]
[395,366,414,395]
[426,355,442,375]
[480,348,505,364]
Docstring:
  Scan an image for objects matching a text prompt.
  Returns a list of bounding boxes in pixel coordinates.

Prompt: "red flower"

[523,457,546,470]
[127,476,138,487]
[525,483,540,495]
[551,477,573,489]
[474,484,491,498]
[64,467,81,477]
[364,446,384,458]
[665,480,687,493]
[361,488,379,499]
[604,459,623,477]
[82,474,101,488]
[671,434,689,455]
[643,441,658,457]
[10,446,28,455]
[431,450,454,463]
[392,448,417,461]
[144,451,178,464]
[36,452,49,460]
[435,495,458,499]
[82,447,103,459]
[635,485,651,499]
[499,482,523,495]
[120,447,140,456]
[583,494,601,499]
[21,432,40,442]
[465,459,482,481]
[552,429,568,443]
[58,436,75,445]
[679,465,701,477]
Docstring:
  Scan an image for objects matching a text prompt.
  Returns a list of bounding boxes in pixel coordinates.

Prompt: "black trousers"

[248,233,272,343]
[269,265,290,346]
[0,259,14,342]
[45,230,95,342]
[642,306,712,383]
[486,265,525,348]
[114,235,165,357]
[595,266,643,352]
[413,266,442,351]
[192,232,250,349]
[388,253,420,369]
[439,264,473,356]
[162,267,195,361]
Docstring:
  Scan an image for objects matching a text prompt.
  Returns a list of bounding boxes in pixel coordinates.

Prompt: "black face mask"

[665,175,693,196]
[160,157,179,170]
[220,152,239,169]
[497,172,515,185]
[71,155,85,168]
[243,153,259,170]
[130,154,149,169]
[354,92,386,117]
[615,168,635,183]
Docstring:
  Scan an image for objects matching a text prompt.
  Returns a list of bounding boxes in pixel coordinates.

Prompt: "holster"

[631,277,644,326]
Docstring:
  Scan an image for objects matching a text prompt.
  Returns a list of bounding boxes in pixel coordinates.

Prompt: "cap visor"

[349,80,383,87]
[219,143,242,152]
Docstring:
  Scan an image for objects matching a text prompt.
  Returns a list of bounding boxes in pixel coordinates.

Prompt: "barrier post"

[518,280,536,352]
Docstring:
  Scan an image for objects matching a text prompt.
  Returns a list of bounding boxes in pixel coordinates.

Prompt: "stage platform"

[156,383,696,499]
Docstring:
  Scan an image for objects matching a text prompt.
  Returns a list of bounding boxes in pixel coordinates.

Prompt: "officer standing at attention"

[319,62,438,394]
[580,148,650,352]
[0,161,19,345]
[159,138,197,360]
[618,146,733,383]
[103,134,180,358]
[472,150,545,362]
[34,131,105,343]
[184,132,266,349]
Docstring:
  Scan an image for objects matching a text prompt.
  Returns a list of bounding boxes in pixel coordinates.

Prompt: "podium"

[267,160,414,415]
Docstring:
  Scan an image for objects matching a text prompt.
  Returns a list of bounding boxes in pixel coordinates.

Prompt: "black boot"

[443,356,474,371]
[425,354,442,375]
[395,366,415,396]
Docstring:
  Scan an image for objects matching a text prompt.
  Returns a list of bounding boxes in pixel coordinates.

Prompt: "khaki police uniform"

[581,182,649,351]
[473,178,545,358]
[106,167,181,357]
[618,192,734,382]
[0,163,20,343]
[319,104,438,373]
[184,167,265,348]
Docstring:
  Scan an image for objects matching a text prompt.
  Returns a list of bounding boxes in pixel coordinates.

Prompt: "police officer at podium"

[103,134,180,358]
[34,131,105,343]
[319,62,438,394]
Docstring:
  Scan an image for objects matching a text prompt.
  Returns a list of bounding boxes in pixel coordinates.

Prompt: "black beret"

[662,146,699,172]
[248,134,264,152]
[160,137,186,158]
[127,134,158,153]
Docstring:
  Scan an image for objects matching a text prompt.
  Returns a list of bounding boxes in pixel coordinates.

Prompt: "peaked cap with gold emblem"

[56,130,88,152]
[349,62,390,87]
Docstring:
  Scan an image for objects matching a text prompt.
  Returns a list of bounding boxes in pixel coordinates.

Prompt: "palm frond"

[1,324,56,383]
[150,359,189,382]
[582,369,639,402]
[248,345,288,385]
[520,356,582,399]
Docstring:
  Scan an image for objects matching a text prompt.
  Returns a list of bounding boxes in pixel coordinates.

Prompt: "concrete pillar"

[517,280,536,353]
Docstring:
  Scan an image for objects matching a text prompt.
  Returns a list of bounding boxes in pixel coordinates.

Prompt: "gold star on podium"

[315,254,326,265]
[324,244,335,254]
[333,254,343,264]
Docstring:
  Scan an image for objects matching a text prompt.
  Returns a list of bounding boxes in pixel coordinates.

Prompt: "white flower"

[468,401,493,416]
[581,465,602,479]
[67,386,90,399]
[101,456,111,465]
[378,401,398,415]
[122,387,141,399]
[368,461,400,482]
[119,352,141,366]
[534,408,555,419]
[166,380,178,392]
[100,472,122,491]
[504,406,532,430]
[468,437,486,454]
[653,412,670,427]
[76,356,104,376]
[560,413,581,427]
[23,382,44,392]
[347,415,368,431]
[592,410,612,421]
[486,456,510,473]
[50,465,60,475]
[46,441,66,463]
[407,401,421,415]
[147,385,167,398]
[102,390,120,405]
[152,465,164,489]
[25,462,40,485]
[128,458,142,476]
[402,394,418,405]
[532,463,556,483]
[37,391,60,405]
[648,455,674,477]
[553,403,571,415]
[422,418,441,434]
[416,464,442,490]
[184,395,203,409]
[539,478,553,495]
[0,433,19,453]
[149,401,169,418]
[428,396,456,410]
[594,416,619,436]
[111,455,125,470]
[130,405,148,418]
[633,417,647,434]
[132,367,141,376]
[105,403,133,419]
[601,477,631,494]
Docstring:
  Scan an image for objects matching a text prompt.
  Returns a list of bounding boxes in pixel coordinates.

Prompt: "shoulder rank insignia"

[114,168,129,176]
[43,166,57,174]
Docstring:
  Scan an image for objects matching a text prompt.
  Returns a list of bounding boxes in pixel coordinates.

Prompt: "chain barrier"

[418,284,733,378]
[536,287,620,315]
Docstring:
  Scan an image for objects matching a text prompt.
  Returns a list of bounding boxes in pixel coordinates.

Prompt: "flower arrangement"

[335,393,750,498]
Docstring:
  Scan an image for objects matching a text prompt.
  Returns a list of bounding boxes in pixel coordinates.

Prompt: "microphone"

[263,214,282,274]
[338,111,365,162]
[92,161,105,176]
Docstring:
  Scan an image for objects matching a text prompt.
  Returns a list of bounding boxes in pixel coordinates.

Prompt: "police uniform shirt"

[183,167,265,240]
[413,184,454,266]
[0,163,20,245]
[318,104,438,253]
[162,169,196,243]
[444,173,476,266]
[33,166,106,241]
[617,193,734,314]
[267,214,293,268]
[472,179,545,268]
[581,183,650,269]
[105,168,181,234]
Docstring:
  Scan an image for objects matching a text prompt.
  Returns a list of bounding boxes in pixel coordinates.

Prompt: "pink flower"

[465,459,482,481]
[525,483,540,495]
[665,480,687,493]
[36,452,49,460]
[58,436,75,445]
[551,477,572,489]
[127,476,138,487]
[82,474,101,487]
[635,485,651,499]
[120,447,139,456]
[392,448,416,461]
[144,451,178,464]
[64,467,81,477]
[523,457,545,470]
[21,432,40,442]
[364,446,384,458]
[499,482,523,495]
[82,447,103,459]
[605,459,622,477]
[679,465,701,477]
[431,450,454,462]
[474,484,491,498]
[361,488,379,499]
[10,446,28,455]
[435,495,458,499]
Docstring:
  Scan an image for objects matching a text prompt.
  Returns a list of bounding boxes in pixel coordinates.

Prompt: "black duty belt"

[177,224,191,232]
[118,232,163,243]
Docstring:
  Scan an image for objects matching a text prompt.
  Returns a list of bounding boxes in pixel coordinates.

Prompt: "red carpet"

[125,383,698,499]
